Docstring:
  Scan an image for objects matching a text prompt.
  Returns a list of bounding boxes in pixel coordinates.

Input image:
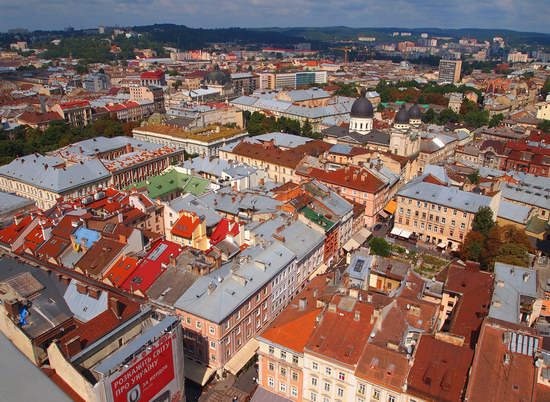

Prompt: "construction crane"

[333,47,353,63]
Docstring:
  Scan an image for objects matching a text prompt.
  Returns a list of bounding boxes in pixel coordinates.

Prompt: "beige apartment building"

[393,176,500,249]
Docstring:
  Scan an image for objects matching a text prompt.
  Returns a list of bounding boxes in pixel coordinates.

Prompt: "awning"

[378,210,390,219]
[384,200,397,215]
[343,228,372,252]
[184,356,216,386]
[437,241,447,248]
[225,338,259,375]
[400,230,412,239]
[390,227,402,236]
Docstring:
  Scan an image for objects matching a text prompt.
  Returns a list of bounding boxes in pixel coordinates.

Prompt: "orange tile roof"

[171,213,200,239]
[356,344,410,392]
[104,255,140,287]
[302,165,386,194]
[260,276,330,352]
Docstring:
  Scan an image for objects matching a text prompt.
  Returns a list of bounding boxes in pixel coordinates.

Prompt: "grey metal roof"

[0,256,72,339]
[0,191,34,214]
[63,281,108,322]
[423,165,451,184]
[250,214,325,262]
[489,262,539,325]
[253,132,312,148]
[0,155,111,193]
[498,200,531,224]
[397,179,493,213]
[169,193,222,228]
[345,253,373,281]
[174,242,295,323]
[0,333,72,401]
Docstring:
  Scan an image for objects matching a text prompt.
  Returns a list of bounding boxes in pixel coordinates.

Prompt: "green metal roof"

[128,169,210,199]
[301,206,335,231]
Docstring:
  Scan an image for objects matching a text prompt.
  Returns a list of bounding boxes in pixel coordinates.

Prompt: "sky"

[1,0,549,33]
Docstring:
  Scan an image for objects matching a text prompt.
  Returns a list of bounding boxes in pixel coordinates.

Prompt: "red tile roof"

[104,255,140,287]
[302,165,386,193]
[51,215,80,240]
[465,319,540,402]
[407,335,474,402]
[444,263,494,347]
[306,294,375,367]
[58,100,90,109]
[209,218,240,246]
[140,69,165,80]
[0,216,33,246]
[121,240,181,294]
[58,296,141,354]
[356,344,410,392]
[18,111,63,125]
[37,235,71,260]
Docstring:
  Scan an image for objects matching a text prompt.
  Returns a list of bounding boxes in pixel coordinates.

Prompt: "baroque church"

[323,93,422,158]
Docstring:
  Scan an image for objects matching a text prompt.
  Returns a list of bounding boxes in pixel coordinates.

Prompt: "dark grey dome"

[204,65,230,85]
[350,97,374,118]
[408,104,422,119]
[395,105,410,124]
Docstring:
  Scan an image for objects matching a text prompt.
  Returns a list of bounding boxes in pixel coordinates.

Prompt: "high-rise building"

[438,59,462,84]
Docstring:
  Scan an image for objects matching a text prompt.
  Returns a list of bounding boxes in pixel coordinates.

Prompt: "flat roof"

[0,333,72,401]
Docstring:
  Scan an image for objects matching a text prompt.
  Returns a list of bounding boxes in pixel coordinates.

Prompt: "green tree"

[460,231,485,263]
[538,120,550,133]
[369,237,392,257]
[422,108,437,124]
[301,119,313,137]
[472,206,495,237]
[489,113,504,128]
[438,109,460,125]
[467,170,480,185]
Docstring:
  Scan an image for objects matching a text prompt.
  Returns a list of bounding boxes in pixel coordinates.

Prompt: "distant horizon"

[3,24,550,36]
[1,0,548,34]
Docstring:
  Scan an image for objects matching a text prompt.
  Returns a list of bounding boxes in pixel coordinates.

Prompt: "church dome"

[395,105,410,124]
[350,97,374,118]
[204,65,230,85]
[408,104,423,119]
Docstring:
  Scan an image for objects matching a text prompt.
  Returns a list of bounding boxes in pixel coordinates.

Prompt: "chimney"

[87,287,101,300]
[4,299,20,319]
[76,282,88,294]
[109,297,124,319]
[117,212,124,223]
[207,282,217,295]
[39,95,47,114]
[62,336,82,357]
[328,303,337,313]
[41,224,52,242]
[298,297,308,311]
[354,310,361,321]
[349,288,359,299]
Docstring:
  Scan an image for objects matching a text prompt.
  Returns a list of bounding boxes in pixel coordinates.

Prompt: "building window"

[460,223,466,230]
[337,387,344,397]
[325,367,332,375]
[281,350,287,360]
[268,377,274,388]
[311,377,318,386]
[338,372,345,381]
[312,362,319,370]
[372,389,380,400]
[268,362,275,372]
[388,396,396,402]
[291,387,298,397]
[196,321,202,329]
[269,346,275,355]
[209,341,216,349]
[324,382,331,392]
[358,383,366,395]
[279,382,286,393]
[292,371,299,381]
[280,367,287,377]
[310,392,317,402]
[209,326,215,334]
[292,355,299,364]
